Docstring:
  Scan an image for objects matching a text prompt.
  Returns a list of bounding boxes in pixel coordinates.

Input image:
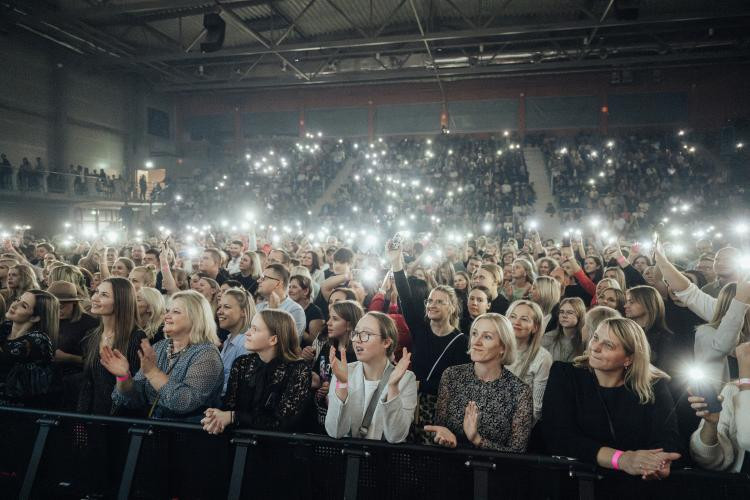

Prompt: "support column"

[49,61,67,173]
[518,92,526,138]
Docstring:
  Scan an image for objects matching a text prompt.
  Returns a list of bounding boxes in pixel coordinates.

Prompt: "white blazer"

[325,361,417,443]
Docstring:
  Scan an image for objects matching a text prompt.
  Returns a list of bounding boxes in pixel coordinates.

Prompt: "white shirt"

[507,345,553,424]
[362,379,381,439]
[226,256,241,275]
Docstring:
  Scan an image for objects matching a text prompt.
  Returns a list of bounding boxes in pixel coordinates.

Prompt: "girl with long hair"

[202,309,312,433]
[217,288,256,393]
[542,297,587,362]
[506,300,552,423]
[77,277,146,415]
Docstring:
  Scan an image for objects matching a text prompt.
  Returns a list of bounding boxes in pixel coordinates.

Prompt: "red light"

[601,106,609,113]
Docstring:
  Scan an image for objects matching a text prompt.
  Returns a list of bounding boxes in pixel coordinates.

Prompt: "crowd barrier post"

[341,447,369,500]
[19,417,59,500]
[227,436,257,500]
[117,426,153,500]
[465,459,495,500]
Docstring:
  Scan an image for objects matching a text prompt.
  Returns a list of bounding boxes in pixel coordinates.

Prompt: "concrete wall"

[0,33,177,179]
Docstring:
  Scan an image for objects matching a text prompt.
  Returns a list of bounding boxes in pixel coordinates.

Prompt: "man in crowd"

[255,263,306,337]
[225,240,244,275]
[701,246,740,298]
[199,247,229,285]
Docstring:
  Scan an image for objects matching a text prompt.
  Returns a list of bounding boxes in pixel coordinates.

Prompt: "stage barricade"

[0,406,748,500]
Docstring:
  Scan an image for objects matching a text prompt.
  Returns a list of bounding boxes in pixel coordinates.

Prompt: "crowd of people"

[540,132,745,230]
[1,208,749,497]
[318,135,535,234]
[0,153,133,198]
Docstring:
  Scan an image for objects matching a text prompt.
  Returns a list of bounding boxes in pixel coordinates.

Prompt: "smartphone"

[692,380,723,413]
[389,232,404,250]
[562,236,571,247]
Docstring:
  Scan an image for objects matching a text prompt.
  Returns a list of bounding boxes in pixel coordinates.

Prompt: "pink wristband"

[611,450,624,470]
[116,373,131,382]
[738,378,750,386]
[335,381,348,390]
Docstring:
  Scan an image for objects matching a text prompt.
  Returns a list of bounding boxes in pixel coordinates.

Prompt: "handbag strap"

[359,363,395,437]
[425,333,463,382]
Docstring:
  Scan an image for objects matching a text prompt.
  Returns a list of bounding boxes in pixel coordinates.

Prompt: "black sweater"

[394,270,470,395]
[542,362,683,465]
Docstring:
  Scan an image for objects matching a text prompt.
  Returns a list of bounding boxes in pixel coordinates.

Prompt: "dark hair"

[291,274,313,300]
[265,263,290,287]
[304,251,320,272]
[468,285,493,303]
[230,240,243,247]
[37,243,55,253]
[683,270,708,289]
[85,277,139,369]
[332,247,354,264]
[407,276,430,304]
[223,279,242,289]
[145,248,160,259]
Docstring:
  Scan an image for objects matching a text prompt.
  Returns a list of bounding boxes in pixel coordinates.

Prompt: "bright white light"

[482,223,492,233]
[144,160,154,169]
[678,130,685,136]
[175,194,182,201]
[686,366,705,381]
[220,220,229,227]
[606,140,615,148]
[503,130,509,137]
[734,223,748,235]
[105,232,119,243]
[737,142,744,149]
[245,153,251,160]
[529,220,538,230]
[559,147,568,155]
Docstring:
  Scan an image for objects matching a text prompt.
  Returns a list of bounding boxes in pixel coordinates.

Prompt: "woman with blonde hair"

[471,263,509,314]
[196,276,220,309]
[3,264,39,302]
[48,264,90,302]
[506,300,552,423]
[103,290,223,419]
[128,266,156,293]
[388,243,470,443]
[503,259,535,302]
[217,288,256,393]
[426,313,533,451]
[624,285,674,374]
[603,267,626,292]
[542,297,587,362]
[542,318,682,480]
[582,306,621,345]
[531,276,561,330]
[136,287,166,344]
[201,309,311,433]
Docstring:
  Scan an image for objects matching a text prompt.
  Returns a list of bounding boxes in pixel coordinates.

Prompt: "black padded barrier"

[1,406,748,500]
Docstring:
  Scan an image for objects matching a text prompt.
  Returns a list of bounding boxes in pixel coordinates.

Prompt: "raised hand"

[463,401,481,446]
[100,345,130,378]
[329,345,349,385]
[137,338,158,376]
[424,425,457,448]
[387,349,411,388]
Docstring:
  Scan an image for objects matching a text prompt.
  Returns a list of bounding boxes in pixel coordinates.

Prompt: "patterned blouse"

[0,324,55,403]
[224,353,312,431]
[112,340,223,419]
[435,363,533,452]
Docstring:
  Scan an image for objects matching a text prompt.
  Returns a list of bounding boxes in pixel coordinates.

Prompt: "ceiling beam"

[125,11,750,64]
[76,0,277,23]
[155,49,750,92]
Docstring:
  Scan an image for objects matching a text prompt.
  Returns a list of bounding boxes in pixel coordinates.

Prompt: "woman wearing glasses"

[387,242,469,443]
[325,312,416,442]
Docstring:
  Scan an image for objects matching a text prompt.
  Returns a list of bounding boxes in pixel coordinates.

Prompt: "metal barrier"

[1,405,748,500]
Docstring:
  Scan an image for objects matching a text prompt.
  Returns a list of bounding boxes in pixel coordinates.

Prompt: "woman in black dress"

[77,277,145,414]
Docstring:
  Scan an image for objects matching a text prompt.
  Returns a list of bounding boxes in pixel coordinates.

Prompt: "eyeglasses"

[424,299,449,307]
[350,330,375,343]
[258,274,280,283]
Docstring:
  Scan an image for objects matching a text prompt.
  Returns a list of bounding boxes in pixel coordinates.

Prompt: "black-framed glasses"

[350,330,375,343]
[259,274,280,283]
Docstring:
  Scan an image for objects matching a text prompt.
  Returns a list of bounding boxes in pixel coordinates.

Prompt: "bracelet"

[116,373,131,382]
[611,450,624,470]
[737,378,750,387]
[335,381,348,390]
